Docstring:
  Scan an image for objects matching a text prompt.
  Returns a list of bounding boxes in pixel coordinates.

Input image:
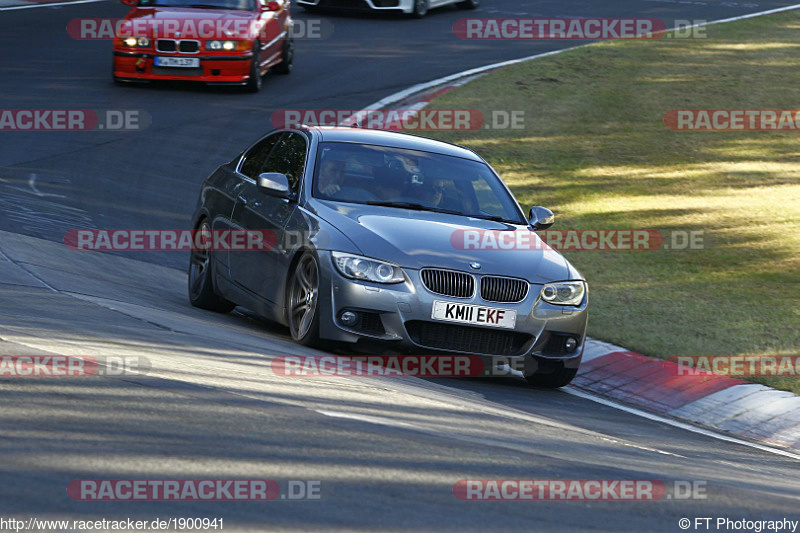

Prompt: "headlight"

[540,281,586,306]
[332,252,405,284]
[205,40,244,51]
[122,37,150,47]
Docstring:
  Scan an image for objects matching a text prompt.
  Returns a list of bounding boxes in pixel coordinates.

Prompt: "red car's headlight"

[205,40,250,51]
[118,37,151,47]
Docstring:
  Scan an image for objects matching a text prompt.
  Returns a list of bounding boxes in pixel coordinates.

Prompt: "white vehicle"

[297,0,479,18]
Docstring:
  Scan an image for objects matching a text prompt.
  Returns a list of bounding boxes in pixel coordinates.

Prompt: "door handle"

[237,195,248,205]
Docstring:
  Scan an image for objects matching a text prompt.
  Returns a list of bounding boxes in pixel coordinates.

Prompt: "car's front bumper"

[317,251,588,375]
[113,51,253,84]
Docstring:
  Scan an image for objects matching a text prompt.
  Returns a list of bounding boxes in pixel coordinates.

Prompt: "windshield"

[138,0,254,10]
[312,142,525,224]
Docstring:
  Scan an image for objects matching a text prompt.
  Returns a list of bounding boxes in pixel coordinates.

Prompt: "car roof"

[302,126,484,162]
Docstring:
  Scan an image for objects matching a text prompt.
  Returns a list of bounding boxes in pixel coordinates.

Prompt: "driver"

[317,159,346,197]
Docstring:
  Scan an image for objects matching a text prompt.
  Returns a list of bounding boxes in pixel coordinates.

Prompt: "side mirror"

[120,0,137,6]
[528,206,555,230]
[257,172,291,199]
[262,0,281,10]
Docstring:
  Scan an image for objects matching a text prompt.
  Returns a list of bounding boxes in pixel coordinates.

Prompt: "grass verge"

[420,12,800,392]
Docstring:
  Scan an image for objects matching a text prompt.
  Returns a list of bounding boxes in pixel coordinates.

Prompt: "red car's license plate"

[154,57,199,68]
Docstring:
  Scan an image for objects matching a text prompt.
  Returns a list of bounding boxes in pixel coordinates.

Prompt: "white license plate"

[154,56,199,68]
[432,301,517,329]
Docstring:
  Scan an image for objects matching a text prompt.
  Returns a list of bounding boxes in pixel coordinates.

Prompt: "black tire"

[286,252,322,347]
[456,0,479,8]
[188,221,236,313]
[273,37,294,75]
[244,42,263,93]
[525,366,578,389]
[411,0,429,18]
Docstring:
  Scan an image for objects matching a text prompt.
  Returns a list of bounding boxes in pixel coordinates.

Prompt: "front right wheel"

[244,42,263,93]
[273,37,294,75]
[287,252,322,346]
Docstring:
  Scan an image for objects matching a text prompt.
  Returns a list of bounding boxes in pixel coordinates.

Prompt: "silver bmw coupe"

[189,126,588,387]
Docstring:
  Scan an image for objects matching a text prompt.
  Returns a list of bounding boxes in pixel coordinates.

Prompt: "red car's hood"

[122,7,259,39]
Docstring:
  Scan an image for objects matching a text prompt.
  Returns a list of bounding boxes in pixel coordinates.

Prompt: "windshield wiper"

[365,201,464,216]
[364,201,522,224]
[469,214,522,224]
[187,4,226,8]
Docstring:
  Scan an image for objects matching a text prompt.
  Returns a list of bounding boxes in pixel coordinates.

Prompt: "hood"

[313,201,572,284]
[123,7,258,39]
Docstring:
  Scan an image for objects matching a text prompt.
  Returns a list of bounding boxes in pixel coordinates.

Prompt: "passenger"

[416,179,446,207]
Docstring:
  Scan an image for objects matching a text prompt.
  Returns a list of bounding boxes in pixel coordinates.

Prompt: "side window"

[239,133,281,179]
[262,132,308,193]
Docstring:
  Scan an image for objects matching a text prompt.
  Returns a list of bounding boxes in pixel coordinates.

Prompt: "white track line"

[564,387,800,461]
[702,2,800,25]
[504,360,800,460]
[358,3,800,112]
[0,0,104,11]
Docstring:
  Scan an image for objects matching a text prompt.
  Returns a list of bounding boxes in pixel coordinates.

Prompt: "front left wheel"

[411,0,429,17]
[188,221,236,313]
[287,252,322,347]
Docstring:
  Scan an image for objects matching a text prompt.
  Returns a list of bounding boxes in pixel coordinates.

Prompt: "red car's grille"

[179,40,199,53]
[156,39,199,54]
[156,39,176,52]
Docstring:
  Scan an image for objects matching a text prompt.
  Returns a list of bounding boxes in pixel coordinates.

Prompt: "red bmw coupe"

[113,0,293,92]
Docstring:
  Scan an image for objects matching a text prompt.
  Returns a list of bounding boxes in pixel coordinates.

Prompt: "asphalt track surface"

[2,0,800,531]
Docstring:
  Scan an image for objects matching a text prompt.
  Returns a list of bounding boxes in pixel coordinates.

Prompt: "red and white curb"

[351,6,800,454]
[577,340,800,450]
